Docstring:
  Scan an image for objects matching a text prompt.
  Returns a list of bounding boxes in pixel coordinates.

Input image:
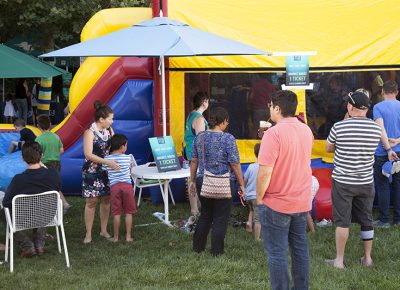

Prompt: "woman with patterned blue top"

[189,107,245,256]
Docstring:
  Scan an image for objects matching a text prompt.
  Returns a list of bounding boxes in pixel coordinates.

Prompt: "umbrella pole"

[160,55,167,136]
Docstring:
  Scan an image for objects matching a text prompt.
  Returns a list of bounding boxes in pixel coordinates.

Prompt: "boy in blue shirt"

[104,134,137,242]
[244,143,261,241]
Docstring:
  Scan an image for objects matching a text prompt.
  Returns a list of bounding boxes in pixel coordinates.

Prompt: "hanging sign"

[286,55,309,86]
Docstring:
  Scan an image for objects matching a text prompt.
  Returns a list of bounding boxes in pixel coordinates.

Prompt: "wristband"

[386,148,393,152]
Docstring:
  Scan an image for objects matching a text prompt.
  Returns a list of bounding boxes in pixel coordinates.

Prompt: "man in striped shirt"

[104,134,137,242]
[325,91,381,269]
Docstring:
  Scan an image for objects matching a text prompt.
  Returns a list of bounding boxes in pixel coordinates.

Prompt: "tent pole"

[161,55,167,136]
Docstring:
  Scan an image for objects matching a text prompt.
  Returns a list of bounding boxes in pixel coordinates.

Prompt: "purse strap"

[201,133,206,169]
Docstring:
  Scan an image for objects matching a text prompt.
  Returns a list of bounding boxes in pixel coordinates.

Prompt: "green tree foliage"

[0,0,150,49]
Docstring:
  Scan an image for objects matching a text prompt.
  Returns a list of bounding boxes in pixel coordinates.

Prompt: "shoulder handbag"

[200,133,231,199]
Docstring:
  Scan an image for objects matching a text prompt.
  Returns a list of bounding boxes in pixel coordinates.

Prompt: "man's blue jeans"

[259,204,309,290]
[374,153,400,223]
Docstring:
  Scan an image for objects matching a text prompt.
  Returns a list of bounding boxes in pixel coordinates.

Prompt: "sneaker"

[20,248,36,258]
[152,212,165,222]
[373,220,390,228]
[182,215,197,234]
[317,219,332,228]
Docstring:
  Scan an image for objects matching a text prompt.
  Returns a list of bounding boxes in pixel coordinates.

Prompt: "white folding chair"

[4,191,70,273]
[130,155,175,207]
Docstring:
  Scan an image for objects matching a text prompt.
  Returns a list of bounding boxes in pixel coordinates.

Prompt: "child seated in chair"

[104,134,137,242]
[8,118,36,153]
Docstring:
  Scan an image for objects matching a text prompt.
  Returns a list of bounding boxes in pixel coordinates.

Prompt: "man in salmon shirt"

[256,90,314,290]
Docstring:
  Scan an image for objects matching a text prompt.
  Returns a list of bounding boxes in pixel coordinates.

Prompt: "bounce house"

[1,0,400,220]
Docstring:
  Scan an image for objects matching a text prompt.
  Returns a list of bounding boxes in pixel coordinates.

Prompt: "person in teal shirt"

[184,92,209,217]
[184,92,209,160]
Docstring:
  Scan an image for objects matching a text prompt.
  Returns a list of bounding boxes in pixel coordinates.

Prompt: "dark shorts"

[44,161,61,173]
[331,179,374,228]
[110,182,137,216]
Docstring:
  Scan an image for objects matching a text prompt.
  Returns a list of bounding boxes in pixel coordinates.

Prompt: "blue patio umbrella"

[41,17,269,135]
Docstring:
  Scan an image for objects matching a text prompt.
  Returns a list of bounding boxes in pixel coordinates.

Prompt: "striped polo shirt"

[104,154,133,186]
[327,118,381,185]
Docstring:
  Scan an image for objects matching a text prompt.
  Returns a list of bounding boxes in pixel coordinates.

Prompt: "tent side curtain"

[168,0,400,70]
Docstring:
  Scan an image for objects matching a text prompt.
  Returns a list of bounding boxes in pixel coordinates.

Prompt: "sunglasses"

[347,92,356,105]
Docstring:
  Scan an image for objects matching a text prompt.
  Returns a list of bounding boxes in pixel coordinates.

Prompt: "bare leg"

[112,215,120,242]
[99,196,110,237]
[84,197,98,243]
[8,141,17,154]
[331,226,348,269]
[125,214,133,242]
[59,191,70,208]
[307,212,315,233]
[189,192,200,216]
[254,222,261,241]
[361,240,373,266]
[246,210,253,233]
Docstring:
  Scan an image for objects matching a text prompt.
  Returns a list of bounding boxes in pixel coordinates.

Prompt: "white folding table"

[131,163,190,225]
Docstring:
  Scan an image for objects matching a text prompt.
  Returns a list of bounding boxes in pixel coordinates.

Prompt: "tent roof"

[0,44,67,78]
[168,0,400,71]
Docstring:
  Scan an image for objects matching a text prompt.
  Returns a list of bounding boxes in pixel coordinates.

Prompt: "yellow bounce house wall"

[168,0,400,163]
[168,0,400,70]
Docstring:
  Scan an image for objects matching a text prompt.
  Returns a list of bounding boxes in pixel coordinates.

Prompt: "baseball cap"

[343,91,370,110]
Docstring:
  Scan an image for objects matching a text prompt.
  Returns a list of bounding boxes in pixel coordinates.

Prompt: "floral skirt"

[82,166,110,198]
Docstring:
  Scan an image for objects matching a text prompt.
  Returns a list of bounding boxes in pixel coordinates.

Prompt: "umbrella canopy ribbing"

[41,17,268,58]
[41,17,269,136]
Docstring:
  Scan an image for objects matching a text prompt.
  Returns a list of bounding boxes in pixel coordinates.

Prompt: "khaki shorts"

[247,199,260,223]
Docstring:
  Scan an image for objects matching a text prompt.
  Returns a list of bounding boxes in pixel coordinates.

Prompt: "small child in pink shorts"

[104,134,137,242]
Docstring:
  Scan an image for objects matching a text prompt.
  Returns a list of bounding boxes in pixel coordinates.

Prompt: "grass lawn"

[1,196,400,290]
